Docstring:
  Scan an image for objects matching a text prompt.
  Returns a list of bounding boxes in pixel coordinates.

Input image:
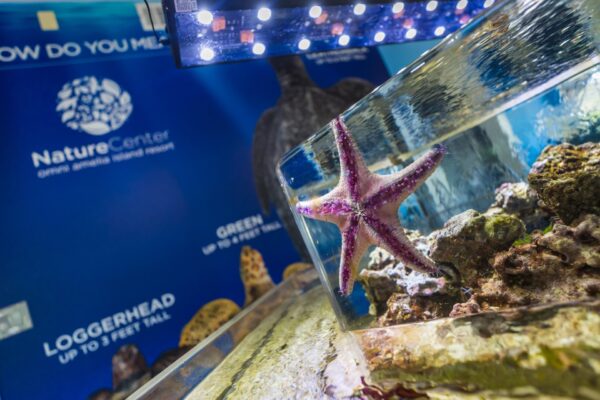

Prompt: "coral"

[538,214,600,268]
[361,182,598,326]
[359,251,405,315]
[240,246,275,306]
[357,301,600,398]
[528,142,600,224]
[111,344,148,390]
[110,344,151,399]
[378,292,456,326]
[489,181,550,230]
[429,209,525,287]
[359,242,446,316]
[449,297,481,317]
[366,246,400,271]
[189,284,600,399]
[296,116,446,295]
[475,214,600,310]
[282,262,313,280]
[358,377,426,399]
[179,299,240,347]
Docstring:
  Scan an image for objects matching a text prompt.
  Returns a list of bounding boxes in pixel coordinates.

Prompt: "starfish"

[295,116,447,295]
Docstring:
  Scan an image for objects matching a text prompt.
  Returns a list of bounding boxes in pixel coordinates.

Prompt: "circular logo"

[56,76,133,136]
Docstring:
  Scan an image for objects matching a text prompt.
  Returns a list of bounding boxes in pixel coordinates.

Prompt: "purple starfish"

[296,116,447,295]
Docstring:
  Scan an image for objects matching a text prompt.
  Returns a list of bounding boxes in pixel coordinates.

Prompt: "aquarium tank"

[278,0,600,330]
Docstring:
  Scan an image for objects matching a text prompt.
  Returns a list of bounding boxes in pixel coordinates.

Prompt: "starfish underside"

[296,117,447,295]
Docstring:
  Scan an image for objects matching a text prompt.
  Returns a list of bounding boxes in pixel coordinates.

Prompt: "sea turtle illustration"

[252,56,375,260]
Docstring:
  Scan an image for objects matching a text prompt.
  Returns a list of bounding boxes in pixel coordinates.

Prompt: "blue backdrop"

[0,2,393,399]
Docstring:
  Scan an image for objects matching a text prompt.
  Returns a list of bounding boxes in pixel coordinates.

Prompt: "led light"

[298,38,311,50]
[434,26,445,36]
[338,34,350,46]
[426,1,438,12]
[257,7,272,21]
[483,0,494,7]
[456,0,468,10]
[252,42,266,55]
[392,2,404,13]
[309,5,322,18]
[374,31,386,42]
[199,47,215,61]
[353,3,366,16]
[405,28,417,39]
[196,10,213,25]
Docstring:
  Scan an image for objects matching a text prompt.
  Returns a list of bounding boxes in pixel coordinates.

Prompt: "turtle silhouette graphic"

[56,76,133,136]
[252,56,375,261]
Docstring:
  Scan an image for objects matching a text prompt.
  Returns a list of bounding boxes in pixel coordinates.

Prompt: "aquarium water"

[278,0,600,329]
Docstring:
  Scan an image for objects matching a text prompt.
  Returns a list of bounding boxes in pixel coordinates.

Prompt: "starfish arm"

[295,185,353,225]
[364,144,447,210]
[331,117,372,203]
[339,215,371,295]
[363,214,439,275]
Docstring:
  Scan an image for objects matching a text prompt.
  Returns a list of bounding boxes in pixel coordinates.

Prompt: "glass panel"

[128,268,319,399]
[278,0,600,330]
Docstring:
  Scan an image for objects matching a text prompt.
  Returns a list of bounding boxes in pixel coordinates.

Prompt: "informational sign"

[0,2,391,399]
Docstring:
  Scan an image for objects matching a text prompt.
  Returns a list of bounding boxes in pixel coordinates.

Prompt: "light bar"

[162,0,490,68]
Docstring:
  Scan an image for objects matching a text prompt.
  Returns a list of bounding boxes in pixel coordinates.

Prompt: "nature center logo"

[32,76,174,179]
[56,76,133,136]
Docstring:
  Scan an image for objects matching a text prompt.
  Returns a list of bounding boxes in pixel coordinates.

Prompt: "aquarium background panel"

[0,2,402,399]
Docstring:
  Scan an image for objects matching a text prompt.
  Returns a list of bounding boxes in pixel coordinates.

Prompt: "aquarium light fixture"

[196,9,213,25]
[374,30,386,42]
[298,37,312,50]
[426,1,438,12]
[456,0,469,10]
[309,5,323,18]
[257,6,272,21]
[161,0,491,68]
[353,3,367,15]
